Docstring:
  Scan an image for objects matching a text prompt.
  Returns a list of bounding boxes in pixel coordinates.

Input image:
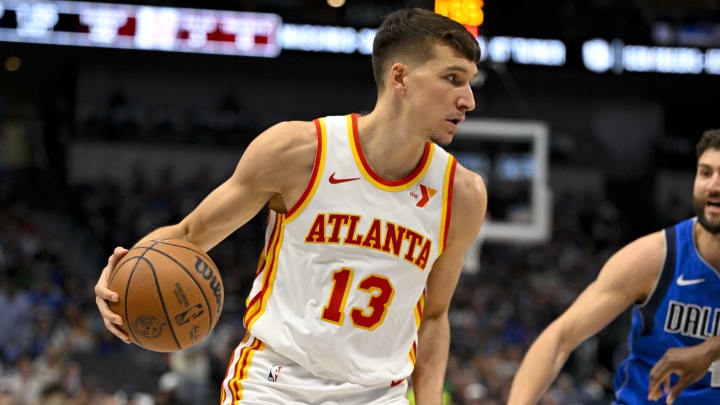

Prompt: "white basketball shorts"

[220,335,409,405]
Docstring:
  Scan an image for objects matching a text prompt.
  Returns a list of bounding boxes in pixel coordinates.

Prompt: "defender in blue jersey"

[507,129,720,405]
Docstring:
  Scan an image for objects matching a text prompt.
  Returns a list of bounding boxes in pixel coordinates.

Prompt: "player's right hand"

[648,343,713,404]
[95,246,131,344]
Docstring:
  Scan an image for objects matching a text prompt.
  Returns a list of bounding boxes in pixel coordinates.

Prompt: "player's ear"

[389,62,408,94]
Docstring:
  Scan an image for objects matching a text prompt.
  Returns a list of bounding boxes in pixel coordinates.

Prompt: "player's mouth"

[445,115,464,130]
[707,200,720,215]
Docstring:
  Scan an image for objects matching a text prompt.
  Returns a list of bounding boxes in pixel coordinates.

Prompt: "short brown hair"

[372,8,481,90]
[697,129,720,159]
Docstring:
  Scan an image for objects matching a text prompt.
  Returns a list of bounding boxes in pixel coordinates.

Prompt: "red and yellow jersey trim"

[347,113,434,192]
[439,156,457,254]
[251,211,274,279]
[413,290,425,327]
[285,118,327,222]
[244,214,286,330]
[246,214,281,309]
[222,335,265,403]
[408,290,425,366]
[409,340,418,365]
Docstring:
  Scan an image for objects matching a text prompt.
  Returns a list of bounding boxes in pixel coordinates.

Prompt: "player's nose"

[708,171,720,193]
[458,83,475,112]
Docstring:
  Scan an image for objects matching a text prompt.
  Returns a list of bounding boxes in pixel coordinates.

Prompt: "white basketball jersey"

[243,114,457,386]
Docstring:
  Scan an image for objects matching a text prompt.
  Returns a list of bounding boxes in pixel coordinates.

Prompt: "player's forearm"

[507,325,571,405]
[411,313,450,405]
[135,223,189,247]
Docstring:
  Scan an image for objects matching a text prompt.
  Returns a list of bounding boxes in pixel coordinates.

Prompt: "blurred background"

[0,0,718,404]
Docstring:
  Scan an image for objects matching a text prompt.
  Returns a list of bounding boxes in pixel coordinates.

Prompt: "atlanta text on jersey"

[304,213,432,271]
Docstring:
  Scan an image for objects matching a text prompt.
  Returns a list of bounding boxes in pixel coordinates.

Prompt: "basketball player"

[508,129,720,405]
[94,8,487,405]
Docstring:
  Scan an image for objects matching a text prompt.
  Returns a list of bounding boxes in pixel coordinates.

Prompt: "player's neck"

[356,105,429,181]
[694,222,720,273]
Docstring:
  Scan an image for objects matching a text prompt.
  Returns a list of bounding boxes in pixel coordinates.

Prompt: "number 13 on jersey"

[321,268,395,330]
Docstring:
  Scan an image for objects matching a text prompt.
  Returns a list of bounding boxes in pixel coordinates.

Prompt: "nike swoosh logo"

[677,274,706,286]
[390,378,406,387]
[329,173,360,184]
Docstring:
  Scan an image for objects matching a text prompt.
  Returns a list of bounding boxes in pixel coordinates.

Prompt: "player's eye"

[446,74,457,83]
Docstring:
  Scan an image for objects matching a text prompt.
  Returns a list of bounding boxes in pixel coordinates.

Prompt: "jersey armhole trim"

[285,118,327,222]
[244,214,286,331]
[439,156,458,255]
[638,231,668,308]
[638,226,677,334]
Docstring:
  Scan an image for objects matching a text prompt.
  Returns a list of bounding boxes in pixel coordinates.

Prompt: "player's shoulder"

[451,161,487,213]
[261,120,317,147]
[451,162,487,203]
[621,230,666,262]
[445,162,487,245]
[250,120,318,163]
[604,230,666,295]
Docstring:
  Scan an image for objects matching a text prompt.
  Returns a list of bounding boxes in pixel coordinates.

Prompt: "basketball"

[107,239,224,352]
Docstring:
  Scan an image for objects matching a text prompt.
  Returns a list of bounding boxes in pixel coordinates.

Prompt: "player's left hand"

[648,343,712,404]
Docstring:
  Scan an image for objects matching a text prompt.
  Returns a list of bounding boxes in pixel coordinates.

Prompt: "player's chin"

[431,130,455,146]
[698,212,720,234]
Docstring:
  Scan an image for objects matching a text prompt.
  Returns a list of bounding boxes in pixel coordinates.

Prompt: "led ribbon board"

[0,0,281,57]
[583,38,720,75]
[0,0,569,67]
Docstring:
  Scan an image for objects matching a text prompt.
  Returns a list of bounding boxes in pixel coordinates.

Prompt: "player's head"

[372,8,480,91]
[372,8,481,145]
[693,129,720,234]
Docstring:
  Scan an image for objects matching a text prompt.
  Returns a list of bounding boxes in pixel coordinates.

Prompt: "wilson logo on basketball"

[195,257,223,312]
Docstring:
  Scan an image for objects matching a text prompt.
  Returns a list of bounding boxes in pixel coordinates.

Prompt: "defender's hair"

[697,129,720,158]
[372,8,481,91]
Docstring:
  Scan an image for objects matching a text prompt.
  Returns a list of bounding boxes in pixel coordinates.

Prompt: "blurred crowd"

[0,169,259,405]
[445,191,631,405]
[0,163,651,405]
[77,90,262,147]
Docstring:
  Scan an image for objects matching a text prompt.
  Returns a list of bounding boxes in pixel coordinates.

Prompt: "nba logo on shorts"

[268,365,282,382]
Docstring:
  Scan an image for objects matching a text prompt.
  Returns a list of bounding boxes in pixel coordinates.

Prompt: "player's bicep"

[181,176,273,250]
[554,233,664,349]
[423,168,487,318]
[552,278,636,351]
[181,121,315,250]
[422,245,465,319]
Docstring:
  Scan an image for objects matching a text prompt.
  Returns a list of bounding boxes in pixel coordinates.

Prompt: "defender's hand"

[648,344,712,404]
[94,246,131,343]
